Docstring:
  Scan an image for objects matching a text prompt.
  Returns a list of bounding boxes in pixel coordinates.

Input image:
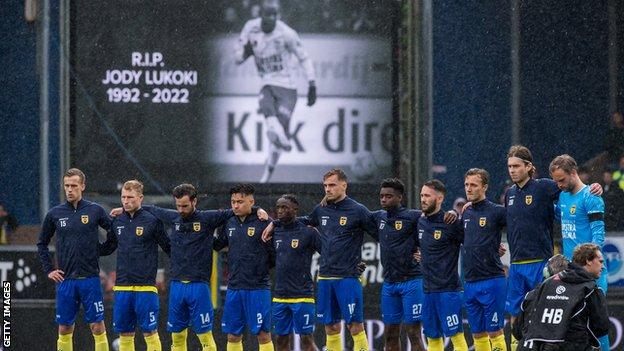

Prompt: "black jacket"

[513,263,609,350]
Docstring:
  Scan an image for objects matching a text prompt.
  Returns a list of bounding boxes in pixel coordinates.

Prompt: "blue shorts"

[272,301,315,335]
[506,260,547,316]
[381,278,424,325]
[316,278,364,325]
[422,291,463,338]
[56,277,104,325]
[113,289,159,333]
[464,277,506,333]
[221,289,271,335]
[167,281,214,333]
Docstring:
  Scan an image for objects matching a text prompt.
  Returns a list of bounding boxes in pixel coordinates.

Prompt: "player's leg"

[463,281,489,351]
[273,302,294,351]
[421,292,443,351]
[439,292,467,351]
[222,289,245,351]
[335,278,368,351]
[113,290,138,351]
[484,277,507,351]
[292,302,317,351]
[380,282,402,351]
[400,278,425,351]
[244,289,274,351]
[188,282,217,351]
[80,277,108,351]
[318,279,343,351]
[168,281,191,351]
[135,290,162,351]
[505,263,528,351]
[56,279,79,351]
[259,86,289,183]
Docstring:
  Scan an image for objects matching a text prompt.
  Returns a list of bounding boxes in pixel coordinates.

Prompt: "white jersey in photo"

[236,18,315,90]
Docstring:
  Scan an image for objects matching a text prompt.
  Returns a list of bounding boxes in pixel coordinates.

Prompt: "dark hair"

[323,168,348,182]
[423,179,446,195]
[464,168,490,186]
[572,243,601,266]
[279,194,299,206]
[549,154,578,175]
[544,254,569,278]
[380,178,405,195]
[507,145,535,177]
[172,183,197,200]
[64,168,86,183]
[230,183,255,196]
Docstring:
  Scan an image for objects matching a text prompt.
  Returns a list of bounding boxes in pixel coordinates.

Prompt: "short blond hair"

[123,180,144,194]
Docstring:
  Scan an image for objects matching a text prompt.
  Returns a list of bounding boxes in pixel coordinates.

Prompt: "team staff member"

[417,179,468,351]
[549,154,610,351]
[513,243,609,350]
[109,180,171,351]
[218,184,275,351]
[37,168,117,351]
[263,169,377,351]
[462,169,507,351]
[271,194,321,351]
[504,145,602,351]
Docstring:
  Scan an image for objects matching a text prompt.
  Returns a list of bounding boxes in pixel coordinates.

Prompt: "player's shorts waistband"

[113,285,158,293]
[272,297,315,304]
[511,258,545,264]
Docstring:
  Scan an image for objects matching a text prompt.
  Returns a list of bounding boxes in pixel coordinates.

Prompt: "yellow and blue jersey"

[111,208,171,286]
[462,199,506,282]
[418,210,464,293]
[557,185,605,258]
[505,178,560,262]
[373,207,422,282]
[37,199,115,278]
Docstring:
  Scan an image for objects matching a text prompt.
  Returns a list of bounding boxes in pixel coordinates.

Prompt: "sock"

[473,336,491,351]
[227,340,243,351]
[259,341,275,351]
[171,329,188,351]
[450,333,468,351]
[352,331,369,351]
[119,335,135,351]
[93,332,109,351]
[509,334,518,351]
[144,333,162,351]
[426,337,443,351]
[490,334,507,351]
[57,333,73,351]
[326,333,343,351]
[197,331,217,351]
[598,334,610,351]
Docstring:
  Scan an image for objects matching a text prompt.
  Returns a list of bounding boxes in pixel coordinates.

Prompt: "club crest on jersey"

[570,205,576,215]
[434,230,442,240]
[525,195,533,205]
[247,227,255,236]
[395,221,403,230]
[339,216,347,226]
[81,215,89,224]
[479,217,487,227]
[136,227,144,236]
[193,222,201,232]
[291,239,299,248]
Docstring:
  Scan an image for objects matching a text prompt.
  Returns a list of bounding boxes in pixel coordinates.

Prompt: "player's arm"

[213,226,229,251]
[587,195,606,247]
[451,217,465,244]
[361,207,379,241]
[36,212,59,278]
[97,210,117,256]
[141,205,179,224]
[286,29,316,106]
[201,206,267,228]
[234,22,254,64]
[587,288,610,338]
[154,219,171,257]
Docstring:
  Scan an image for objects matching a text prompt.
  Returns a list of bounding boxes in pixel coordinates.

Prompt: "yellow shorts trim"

[317,276,343,280]
[272,297,315,304]
[512,259,545,265]
[113,285,158,293]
